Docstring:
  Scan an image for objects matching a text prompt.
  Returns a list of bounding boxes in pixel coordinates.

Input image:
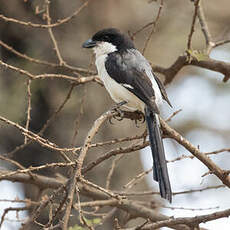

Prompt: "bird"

[82,28,172,202]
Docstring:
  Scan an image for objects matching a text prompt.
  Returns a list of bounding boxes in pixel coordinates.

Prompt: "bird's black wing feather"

[105,51,159,113]
[145,108,172,202]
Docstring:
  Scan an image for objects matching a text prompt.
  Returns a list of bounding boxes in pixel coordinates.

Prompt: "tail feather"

[145,107,172,202]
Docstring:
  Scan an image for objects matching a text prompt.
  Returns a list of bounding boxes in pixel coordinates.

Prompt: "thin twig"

[39,83,76,134]
[0,155,30,175]
[125,208,230,229]
[165,109,182,122]
[123,168,152,190]
[83,141,149,174]
[45,0,65,65]
[187,0,200,50]
[76,110,117,177]
[0,115,72,162]
[70,85,86,146]
[168,147,230,163]
[24,79,32,144]
[0,1,89,29]
[161,204,219,211]
[62,109,117,229]
[214,39,230,48]
[0,39,95,74]
[0,207,28,228]
[160,118,230,188]
[106,155,123,190]
[197,0,214,53]
[4,84,76,158]
[0,59,98,82]
[142,0,164,54]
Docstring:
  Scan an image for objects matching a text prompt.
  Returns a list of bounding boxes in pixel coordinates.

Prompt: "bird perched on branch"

[82,28,172,202]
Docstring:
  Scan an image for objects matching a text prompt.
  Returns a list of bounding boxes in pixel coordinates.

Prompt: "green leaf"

[68,224,85,230]
[187,49,209,62]
[92,218,101,224]
[68,218,101,230]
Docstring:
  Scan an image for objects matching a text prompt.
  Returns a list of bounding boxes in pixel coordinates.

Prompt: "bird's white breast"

[95,54,145,112]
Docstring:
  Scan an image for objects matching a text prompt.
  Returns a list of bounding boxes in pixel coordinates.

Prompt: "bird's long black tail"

[145,107,172,202]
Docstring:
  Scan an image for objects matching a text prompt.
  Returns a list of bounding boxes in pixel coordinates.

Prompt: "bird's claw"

[109,111,124,124]
[134,111,145,127]
[109,101,127,124]
[109,102,145,126]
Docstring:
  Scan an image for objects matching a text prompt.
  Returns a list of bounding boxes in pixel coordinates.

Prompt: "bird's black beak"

[82,39,97,48]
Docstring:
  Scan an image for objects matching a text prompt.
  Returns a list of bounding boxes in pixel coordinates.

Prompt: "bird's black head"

[82,28,135,52]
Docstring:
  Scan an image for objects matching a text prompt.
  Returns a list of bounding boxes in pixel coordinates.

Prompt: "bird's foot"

[133,111,145,127]
[109,101,127,124]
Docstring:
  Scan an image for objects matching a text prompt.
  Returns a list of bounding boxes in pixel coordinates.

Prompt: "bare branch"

[24,79,32,144]
[45,0,65,65]
[142,0,164,54]
[160,118,230,188]
[123,208,230,229]
[0,1,88,29]
[62,109,117,229]
[197,0,214,53]
[151,54,230,84]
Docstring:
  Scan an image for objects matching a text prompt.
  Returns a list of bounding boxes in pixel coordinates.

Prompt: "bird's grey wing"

[126,49,172,107]
[105,51,159,113]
